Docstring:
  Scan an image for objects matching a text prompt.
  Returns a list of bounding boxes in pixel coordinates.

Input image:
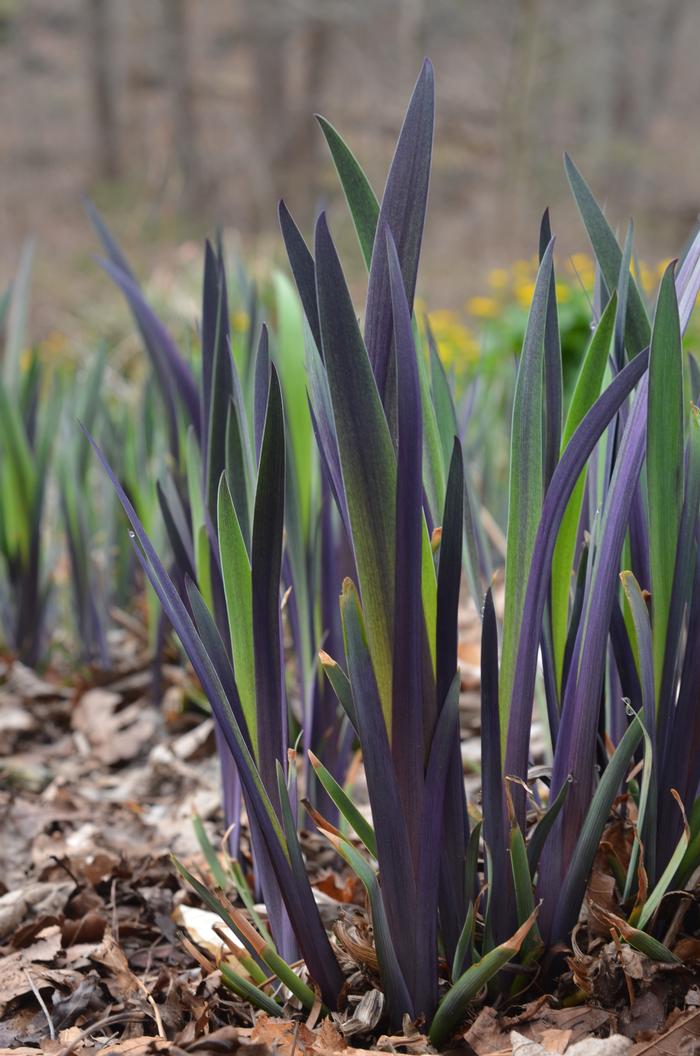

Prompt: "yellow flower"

[429,308,459,326]
[568,253,593,273]
[232,310,249,333]
[487,268,509,290]
[555,283,571,304]
[465,296,499,319]
[431,316,479,370]
[515,281,536,309]
[638,262,654,295]
[513,259,536,279]
[40,330,68,356]
[567,253,595,287]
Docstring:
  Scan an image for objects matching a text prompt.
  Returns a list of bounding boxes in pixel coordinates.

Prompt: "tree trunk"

[162,0,200,207]
[86,0,120,180]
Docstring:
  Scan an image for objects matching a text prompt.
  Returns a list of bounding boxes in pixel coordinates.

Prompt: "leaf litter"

[1,612,699,1055]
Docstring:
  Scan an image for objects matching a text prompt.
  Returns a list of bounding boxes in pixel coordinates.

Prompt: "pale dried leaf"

[512,1033,633,1056]
[0,882,73,939]
[336,989,384,1038]
[540,1027,572,1053]
[72,689,157,765]
[172,904,248,970]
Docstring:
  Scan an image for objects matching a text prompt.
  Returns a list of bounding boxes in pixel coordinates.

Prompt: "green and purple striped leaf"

[315,212,396,719]
[364,60,434,406]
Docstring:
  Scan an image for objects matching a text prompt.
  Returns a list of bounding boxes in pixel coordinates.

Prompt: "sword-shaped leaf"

[647,263,684,701]
[550,294,616,693]
[87,430,344,1002]
[539,210,562,489]
[428,910,538,1049]
[315,825,413,1024]
[251,366,287,799]
[499,239,554,749]
[340,579,417,1001]
[564,155,650,356]
[315,213,396,718]
[97,257,200,439]
[540,380,649,930]
[277,200,322,354]
[546,715,643,944]
[505,349,649,789]
[3,239,34,389]
[364,60,434,405]
[316,115,380,270]
[218,476,256,751]
[620,572,657,883]
[202,241,234,515]
[308,750,377,857]
[526,776,571,876]
[387,228,425,851]
[436,439,464,712]
[481,588,510,943]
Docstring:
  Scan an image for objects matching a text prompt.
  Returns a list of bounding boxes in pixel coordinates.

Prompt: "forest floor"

[0,604,698,1055]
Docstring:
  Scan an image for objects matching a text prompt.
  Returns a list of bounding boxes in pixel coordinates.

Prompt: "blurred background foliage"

[2,0,700,357]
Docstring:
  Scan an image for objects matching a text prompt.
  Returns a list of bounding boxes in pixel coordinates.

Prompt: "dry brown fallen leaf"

[0,925,66,1005]
[72,688,157,765]
[4,662,70,701]
[94,1026,280,1055]
[628,1008,700,1054]
[538,1027,572,1053]
[96,1039,173,1055]
[465,1002,616,1054]
[0,881,74,939]
[90,931,143,1001]
[313,1018,347,1052]
[252,1014,317,1050]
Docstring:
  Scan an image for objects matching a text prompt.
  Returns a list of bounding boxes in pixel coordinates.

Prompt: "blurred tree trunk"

[246,0,288,212]
[291,16,331,214]
[398,0,426,85]
[162,0,201,207]
[500,0,544,242]
[86,0,120,179]
[648,0,688,112]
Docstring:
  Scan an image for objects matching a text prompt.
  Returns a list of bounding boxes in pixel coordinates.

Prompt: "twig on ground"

[24,968,55,1040]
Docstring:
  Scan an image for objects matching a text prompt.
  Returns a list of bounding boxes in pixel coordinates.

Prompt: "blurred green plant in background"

[425,253,698,396]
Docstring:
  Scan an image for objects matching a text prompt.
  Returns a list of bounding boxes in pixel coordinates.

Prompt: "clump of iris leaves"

[4,59,700,1048]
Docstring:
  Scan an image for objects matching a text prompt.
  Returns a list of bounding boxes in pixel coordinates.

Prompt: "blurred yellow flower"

[515,281,535,309]
[41,330,68,356]
[513,259,536,279]
[567,253,595,287]
[555,283,571,303]
[638,262,654,295]
[466,296,499,319]
[487,268,509,290]
[232,310,250,333]
[424,310,479,371]
[568,253,592,272]
[429,308,459,326]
